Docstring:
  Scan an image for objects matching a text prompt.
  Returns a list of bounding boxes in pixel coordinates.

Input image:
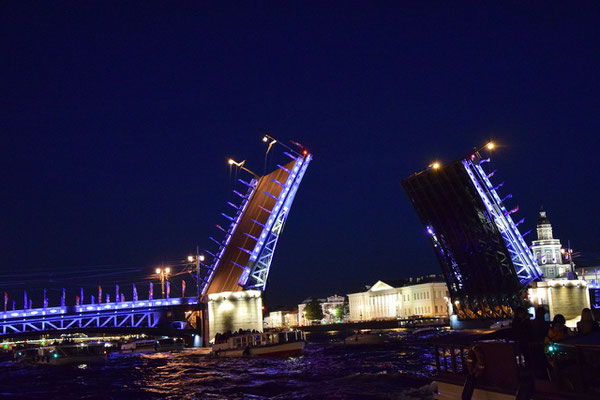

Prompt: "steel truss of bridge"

[402,151,542,320]
[0,297,198,337]
[0,137,313,339]
[201,145,312,295]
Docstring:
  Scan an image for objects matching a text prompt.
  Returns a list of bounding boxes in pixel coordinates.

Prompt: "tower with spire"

[531,207,570,278]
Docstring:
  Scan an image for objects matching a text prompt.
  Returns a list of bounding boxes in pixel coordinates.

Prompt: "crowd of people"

[511,306,599,391]
[213,329,261,344]
[513,306,599,348]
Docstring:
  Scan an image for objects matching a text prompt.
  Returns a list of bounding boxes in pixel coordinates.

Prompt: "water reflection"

[0,333,442,400]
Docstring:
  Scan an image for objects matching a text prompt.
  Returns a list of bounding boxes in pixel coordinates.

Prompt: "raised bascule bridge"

[402,143,543,327]
[0,136,312,342]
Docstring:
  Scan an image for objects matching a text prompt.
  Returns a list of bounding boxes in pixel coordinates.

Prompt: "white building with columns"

[348,280,449,322]
[531,207,571,278]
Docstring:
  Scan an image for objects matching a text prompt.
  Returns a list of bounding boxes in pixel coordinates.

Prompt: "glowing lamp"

[155,268,161,274]
[486,142,495,150]
[228,159,235,165]
[187,256,194,262]
[262,136,268,142]
[302,149,308,156]
[432,162,440,169]
[165,267,171,274]
[199,255,205,262]
[53,353,58,358]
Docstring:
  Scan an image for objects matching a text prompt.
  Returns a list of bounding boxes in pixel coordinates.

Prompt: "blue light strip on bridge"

[201,178,258,295]
[462,159,542,285]
[248,155,310,265]
[0,297,199,321]
[240,153,312,289]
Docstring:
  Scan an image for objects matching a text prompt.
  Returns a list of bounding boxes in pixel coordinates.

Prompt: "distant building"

[577,266,600,281]
[298,297,322,326]
[285,311,299,326]
[528,279,591,324]
[348,280,449,322]
[268,311,285,328]
[530,207,600,283]
[321,295,345,324]
[526,207,596,325]
[531,207,571,278]
[265,310,299,328]
[298,294,346,325]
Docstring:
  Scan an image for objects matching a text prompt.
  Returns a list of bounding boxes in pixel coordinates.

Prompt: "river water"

[0,333,441,400]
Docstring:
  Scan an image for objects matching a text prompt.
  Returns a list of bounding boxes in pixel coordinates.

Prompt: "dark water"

[0,334,440,400]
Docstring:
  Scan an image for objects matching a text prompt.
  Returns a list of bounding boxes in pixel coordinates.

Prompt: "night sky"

[2,2,600,308]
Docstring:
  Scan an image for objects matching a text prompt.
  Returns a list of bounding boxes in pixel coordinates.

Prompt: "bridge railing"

[0,297,199,321]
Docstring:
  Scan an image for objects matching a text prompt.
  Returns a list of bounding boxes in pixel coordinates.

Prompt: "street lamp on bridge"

[155,267,171,299]
[228,158,259,178]
[187,248,206,298]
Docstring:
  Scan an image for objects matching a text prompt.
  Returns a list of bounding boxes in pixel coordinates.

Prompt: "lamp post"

[155,267,171,299]
[228,158,259,178]
[188,248,206,298]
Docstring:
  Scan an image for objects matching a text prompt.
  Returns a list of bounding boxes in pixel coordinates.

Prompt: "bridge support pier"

[207,290,263,343]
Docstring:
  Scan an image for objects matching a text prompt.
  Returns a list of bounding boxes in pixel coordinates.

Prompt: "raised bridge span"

[1,137,312,340]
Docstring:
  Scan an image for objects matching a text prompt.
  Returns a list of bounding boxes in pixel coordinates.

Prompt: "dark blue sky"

[2,2,599,307]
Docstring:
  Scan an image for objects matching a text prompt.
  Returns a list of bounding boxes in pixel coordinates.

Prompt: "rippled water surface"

[0,335,440,400]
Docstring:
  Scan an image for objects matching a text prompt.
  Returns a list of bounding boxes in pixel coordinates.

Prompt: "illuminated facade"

[321,295,345,324]
[347,281,449,322]
[528,280,590,325]
[531,208,570,278]
[297,300,313,326]
[266,310,299,328]
[297,294,345,325]
[207,290,262,342]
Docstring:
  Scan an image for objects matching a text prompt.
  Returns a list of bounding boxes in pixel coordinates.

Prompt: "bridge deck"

[0,297,199,337]
[206,159,296,294]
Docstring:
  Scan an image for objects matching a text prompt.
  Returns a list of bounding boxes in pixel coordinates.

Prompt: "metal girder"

[201,179,258,295]
[243,154,312,291]
[463,159,543,285]
[244,207,287,290]
[0,310,160,336]
[0,297,198,337]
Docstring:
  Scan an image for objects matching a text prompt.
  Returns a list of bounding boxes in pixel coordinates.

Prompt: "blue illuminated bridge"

[1,137,312,339]
[0,297,199,338]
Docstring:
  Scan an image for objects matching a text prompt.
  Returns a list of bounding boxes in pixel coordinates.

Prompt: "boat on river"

[155,337,184,352]
[35,342,108,366]
[212,330,305,357]
[119,337,184,353]
[120,339,157,353]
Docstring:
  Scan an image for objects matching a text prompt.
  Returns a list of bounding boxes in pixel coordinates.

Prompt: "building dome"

[537,206,551,225]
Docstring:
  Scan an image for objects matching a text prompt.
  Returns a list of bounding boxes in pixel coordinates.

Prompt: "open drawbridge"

[402,149,542,320]
[200,142,312,296]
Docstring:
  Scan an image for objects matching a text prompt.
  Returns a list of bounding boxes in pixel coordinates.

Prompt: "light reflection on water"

[0,335,441,400]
